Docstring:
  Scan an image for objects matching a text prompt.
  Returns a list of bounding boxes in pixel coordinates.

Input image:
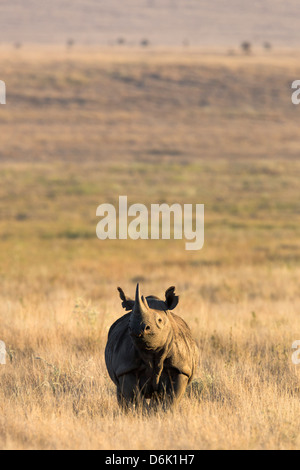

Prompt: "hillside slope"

[0,0,299,46]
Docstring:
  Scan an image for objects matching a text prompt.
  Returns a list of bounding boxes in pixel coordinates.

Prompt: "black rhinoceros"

[105,284,199,410]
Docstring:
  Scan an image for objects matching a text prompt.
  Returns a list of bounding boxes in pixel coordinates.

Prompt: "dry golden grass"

[1,264,300,450]
[1,47,300,449]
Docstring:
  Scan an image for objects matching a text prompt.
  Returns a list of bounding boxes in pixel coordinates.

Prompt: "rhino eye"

[158,318,162,323]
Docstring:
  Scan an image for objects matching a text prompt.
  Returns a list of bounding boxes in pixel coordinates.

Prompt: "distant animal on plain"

[105,283,199,411]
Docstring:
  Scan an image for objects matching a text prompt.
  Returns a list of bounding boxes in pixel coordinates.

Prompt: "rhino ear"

[117,287,135,311]
[165,286,179,310]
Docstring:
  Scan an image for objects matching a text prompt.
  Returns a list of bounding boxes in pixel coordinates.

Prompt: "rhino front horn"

[133,283,149,316]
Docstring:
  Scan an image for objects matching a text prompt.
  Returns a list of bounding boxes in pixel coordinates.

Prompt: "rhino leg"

[150,371,189,410]
[168,373,189,405]
[117,373,148,412]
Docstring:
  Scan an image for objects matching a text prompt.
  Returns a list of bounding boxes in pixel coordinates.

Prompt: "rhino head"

[118,283,179,351]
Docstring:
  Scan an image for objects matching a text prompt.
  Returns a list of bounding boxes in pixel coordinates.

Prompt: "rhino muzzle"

[129,322,151,338]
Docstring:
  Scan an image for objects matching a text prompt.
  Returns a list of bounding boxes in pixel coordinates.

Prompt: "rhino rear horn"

[117,287,135,311]
[165,286,179,310]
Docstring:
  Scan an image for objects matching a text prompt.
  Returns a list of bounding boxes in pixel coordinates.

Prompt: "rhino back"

[105,313,141,385]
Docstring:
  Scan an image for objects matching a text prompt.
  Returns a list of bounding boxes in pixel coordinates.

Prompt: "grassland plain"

[0,47,300,449]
